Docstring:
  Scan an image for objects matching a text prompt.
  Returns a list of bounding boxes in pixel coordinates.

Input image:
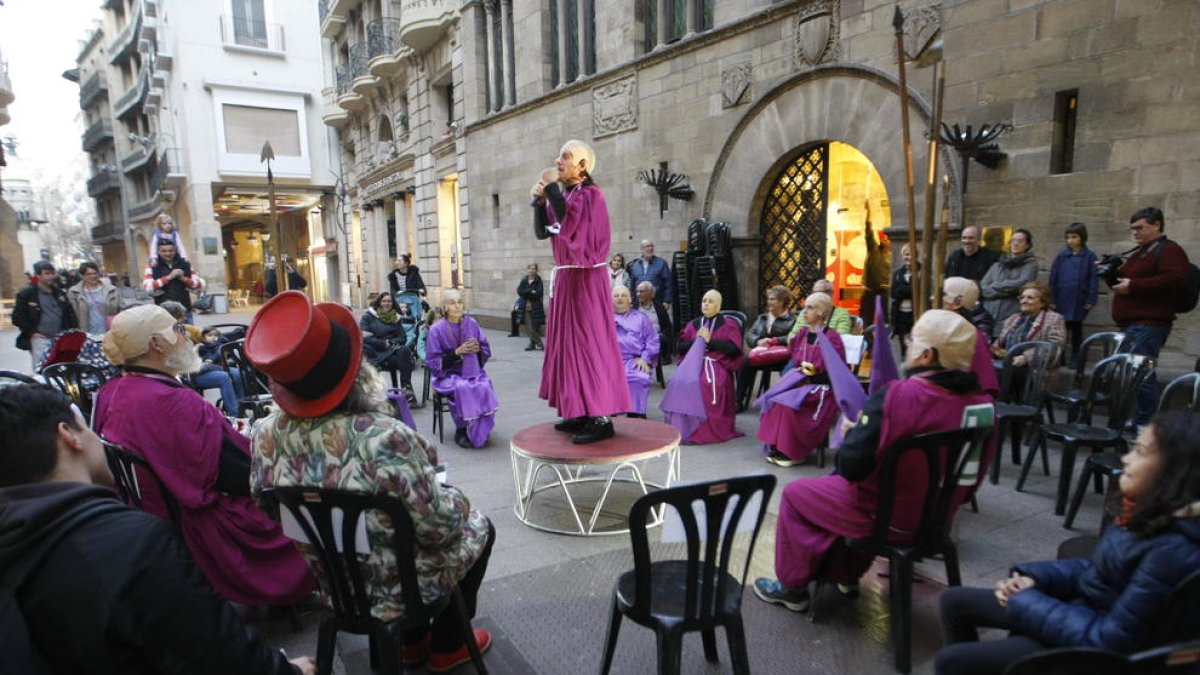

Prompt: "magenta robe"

[615,309,660,414]
[676,316,744,444]
[774,372,995,589]
[426,316,499,448]
[756,327,846,462]
[94,372,315,606]
[539,183,631,419]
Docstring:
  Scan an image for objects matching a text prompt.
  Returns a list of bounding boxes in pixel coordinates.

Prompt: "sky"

[1,0,105,179]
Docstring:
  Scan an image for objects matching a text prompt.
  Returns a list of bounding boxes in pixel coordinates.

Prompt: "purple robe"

[615,309,660,415]
[94,372,315,606]
[673,316,743,444]
[756,327,846,462]
[774,372,995,589]
[539,183,631,419]
[426,316,499,448]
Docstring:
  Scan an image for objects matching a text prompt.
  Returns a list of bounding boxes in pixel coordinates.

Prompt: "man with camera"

[1099,207,1190,428]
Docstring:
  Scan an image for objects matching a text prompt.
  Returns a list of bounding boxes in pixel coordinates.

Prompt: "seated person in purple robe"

[756,292,845,467]
[94,305,316,608]
[612,285,659,418]
[673,289,744,444]
[425,290,499,449]
[753,310,996,612]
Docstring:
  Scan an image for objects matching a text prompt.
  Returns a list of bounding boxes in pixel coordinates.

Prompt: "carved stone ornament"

[794,1,839,69]
[592,75,638,138]
[903,5,942,62]
[722,61,752,109]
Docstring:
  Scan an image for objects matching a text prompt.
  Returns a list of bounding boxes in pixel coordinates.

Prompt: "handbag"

[748,344,790,367]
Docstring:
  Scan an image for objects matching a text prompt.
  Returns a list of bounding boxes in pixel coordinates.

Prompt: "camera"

[1097,253,1127,278]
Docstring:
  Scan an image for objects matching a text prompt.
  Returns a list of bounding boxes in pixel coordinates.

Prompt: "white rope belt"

[553,262,607,270]
[704,356,718,405]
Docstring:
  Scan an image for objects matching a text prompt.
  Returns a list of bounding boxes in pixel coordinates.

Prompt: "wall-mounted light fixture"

[938,123,1012,192]
[637,162,695,219]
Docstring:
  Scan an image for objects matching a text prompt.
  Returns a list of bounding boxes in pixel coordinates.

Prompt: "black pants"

[934,586,1046,675]
[405,519,496,652]
[375,346,414,388]
[1065,320,1084,364]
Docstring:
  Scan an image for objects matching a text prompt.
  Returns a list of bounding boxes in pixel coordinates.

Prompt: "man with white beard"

[92,305,315,608]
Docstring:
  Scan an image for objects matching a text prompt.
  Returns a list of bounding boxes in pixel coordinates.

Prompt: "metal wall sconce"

[939,123,1013,191]
[637,164,694,219]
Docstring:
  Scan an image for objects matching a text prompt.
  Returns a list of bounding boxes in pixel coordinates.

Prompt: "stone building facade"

[324,0,1200,367]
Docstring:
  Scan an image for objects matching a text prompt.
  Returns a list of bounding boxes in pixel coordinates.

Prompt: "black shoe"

[554,417,588,433]
[525,344,536,351]
[507,333,520,338]
[573,418,615,444]
[454,428,473,448]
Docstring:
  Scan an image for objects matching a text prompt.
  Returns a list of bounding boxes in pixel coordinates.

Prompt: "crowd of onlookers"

[1,206,1196,674]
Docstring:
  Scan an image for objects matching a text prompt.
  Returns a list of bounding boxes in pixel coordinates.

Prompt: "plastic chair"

[0,370,37,386]
[431,391,447,443]
[102,440,183,534]
[599,475,777,675]
[1156,372,1200,414]
[219,339,274,419]
[1017,354,1154,517]
[719,310,746,333]
[261,487,489,675]
[1045,331,1127,424]
[809,426,995,674]
[41,362,109,427]
[991,341,1061,485]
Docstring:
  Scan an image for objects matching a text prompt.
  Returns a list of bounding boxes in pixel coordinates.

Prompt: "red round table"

[510,418,682,536]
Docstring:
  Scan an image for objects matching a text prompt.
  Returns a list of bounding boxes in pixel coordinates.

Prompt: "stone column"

[483,0,500,111]
[556,0,570,85]
[578,0,593,76]
[685,0,698,36]
[501,0,516,104]
[656,0,669,47]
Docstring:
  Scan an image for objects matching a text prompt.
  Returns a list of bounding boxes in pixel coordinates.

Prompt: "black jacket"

[148,257,198,309]
[516,275,546,327]
[639,301,674,365]
[360,309,409,352]
[387,266,427,297]
[0,482,298,674]
[12,284,78,351]
[744,311,797,348]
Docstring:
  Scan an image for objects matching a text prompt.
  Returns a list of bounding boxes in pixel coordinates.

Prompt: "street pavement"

[0,305,1109,674]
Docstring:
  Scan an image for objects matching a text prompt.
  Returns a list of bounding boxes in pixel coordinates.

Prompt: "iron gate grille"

[758,144,829,313]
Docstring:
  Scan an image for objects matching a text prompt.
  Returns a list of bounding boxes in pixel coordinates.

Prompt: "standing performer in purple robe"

[752,311,996,613]
[612,285,660,418]
[756,292,846,467]
[531,140,631,444]
[425,290,500,449]
[672,290,744,444]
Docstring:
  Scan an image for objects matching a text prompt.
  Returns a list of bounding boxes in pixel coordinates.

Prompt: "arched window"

[378,115,394,142]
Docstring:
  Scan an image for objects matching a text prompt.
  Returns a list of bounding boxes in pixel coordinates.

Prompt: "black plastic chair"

[431,391,447,443]
[1156,372,1200,414]
[809,426,995,674]
[1045,331,1127,424]
[42,362,109,426]
[599,474,776,675]
[261,487,488,675]
[720,310,746,333]
[1003,647,1133,675]
[102,440,183,534]
[0,370,37,386]
[219,339,274,419]
[206,322,249,342]
[991,341,1061,485]
[1016,353,1153,516]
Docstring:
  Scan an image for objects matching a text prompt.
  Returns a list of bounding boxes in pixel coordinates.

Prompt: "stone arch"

[703,64,960,239]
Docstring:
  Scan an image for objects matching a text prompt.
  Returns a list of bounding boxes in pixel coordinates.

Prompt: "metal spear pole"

[260,141,287,293]
[920,52,946,313]
[893,5,921,316]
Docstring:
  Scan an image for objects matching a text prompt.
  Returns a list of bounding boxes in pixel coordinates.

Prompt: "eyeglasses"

[172,322,188,335]
[1019,294,1041,301]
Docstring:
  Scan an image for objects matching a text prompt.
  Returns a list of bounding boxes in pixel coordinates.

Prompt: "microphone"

[532,167,560,207]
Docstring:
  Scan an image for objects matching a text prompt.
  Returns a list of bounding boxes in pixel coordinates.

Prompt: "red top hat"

[244,290,363,418]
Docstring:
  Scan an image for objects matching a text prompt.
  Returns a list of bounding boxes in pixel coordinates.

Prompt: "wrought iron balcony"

[368,18,404,76]
[87,171,122,197]
[220,15,286,52]
[82,120,114,152]
[79,71,108,108]
[334,65,351,95]
[400,0,454,53]
[91,221,121,243]
[348,42,370,80]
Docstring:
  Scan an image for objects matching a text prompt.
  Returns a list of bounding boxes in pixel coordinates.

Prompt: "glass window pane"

[223,104,301,156]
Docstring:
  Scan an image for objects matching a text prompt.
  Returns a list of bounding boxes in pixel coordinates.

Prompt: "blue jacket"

[1006,516,1200,652]
[1048,246,1099,322]
[626,255,673,304]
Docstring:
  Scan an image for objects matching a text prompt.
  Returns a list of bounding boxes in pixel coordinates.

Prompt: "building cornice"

[202,79,315,99]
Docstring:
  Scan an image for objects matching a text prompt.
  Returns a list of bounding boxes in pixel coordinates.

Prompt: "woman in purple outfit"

[425,290,499,449]
[612,285,660,418]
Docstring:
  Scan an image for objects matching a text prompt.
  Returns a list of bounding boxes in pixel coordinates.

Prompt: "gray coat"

[980,252,1039,336]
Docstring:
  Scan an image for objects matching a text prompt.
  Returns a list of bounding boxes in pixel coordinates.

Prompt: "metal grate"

[758,144,828,314]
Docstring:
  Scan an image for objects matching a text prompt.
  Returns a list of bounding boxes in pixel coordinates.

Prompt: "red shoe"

[402,632,431,667]
[427,628,492,673]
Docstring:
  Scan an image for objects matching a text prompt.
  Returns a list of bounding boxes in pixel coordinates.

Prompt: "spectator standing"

[387,253,428,298]
[891,244,917,358]
[13,261,78,371]
[980,229,1038,337]
[1048,222,1099,363]
[945,225,1000,283]
[1100,207,1191,429]
[608,253,630,291]
[265,256,308,297]
[0,384,315,675]
[517,262,546,350]
[626,239,673,309]
[67,261,120,334]
[144,240,204,323]
[861,207,891,325]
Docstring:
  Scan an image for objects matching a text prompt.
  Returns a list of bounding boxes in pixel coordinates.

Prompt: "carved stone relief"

[592,75,638,138]
[902,5,942,62]
[794,1,840,69]
[722,60,753,109]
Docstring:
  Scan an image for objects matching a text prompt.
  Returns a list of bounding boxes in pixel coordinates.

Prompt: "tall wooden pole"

[261,141,287,293]
[934,174,952,308]
[893,6,921,317]
[920,58,946,312]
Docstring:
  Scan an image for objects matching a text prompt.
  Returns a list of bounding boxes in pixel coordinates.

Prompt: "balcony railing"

[400,0,453,52]
[108,8,142,64]
[348,42,369,80]
[113,68,150,119]
[219,15,286,52]
[79,71,108,108]
[87,172,122,198]
[368,18,402,59]
[151,147,186,192]
[82,120,114,152]
[127,195,162,222]
[91,221,120,243]
[121,143,153,173]
[335,65,351,95]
